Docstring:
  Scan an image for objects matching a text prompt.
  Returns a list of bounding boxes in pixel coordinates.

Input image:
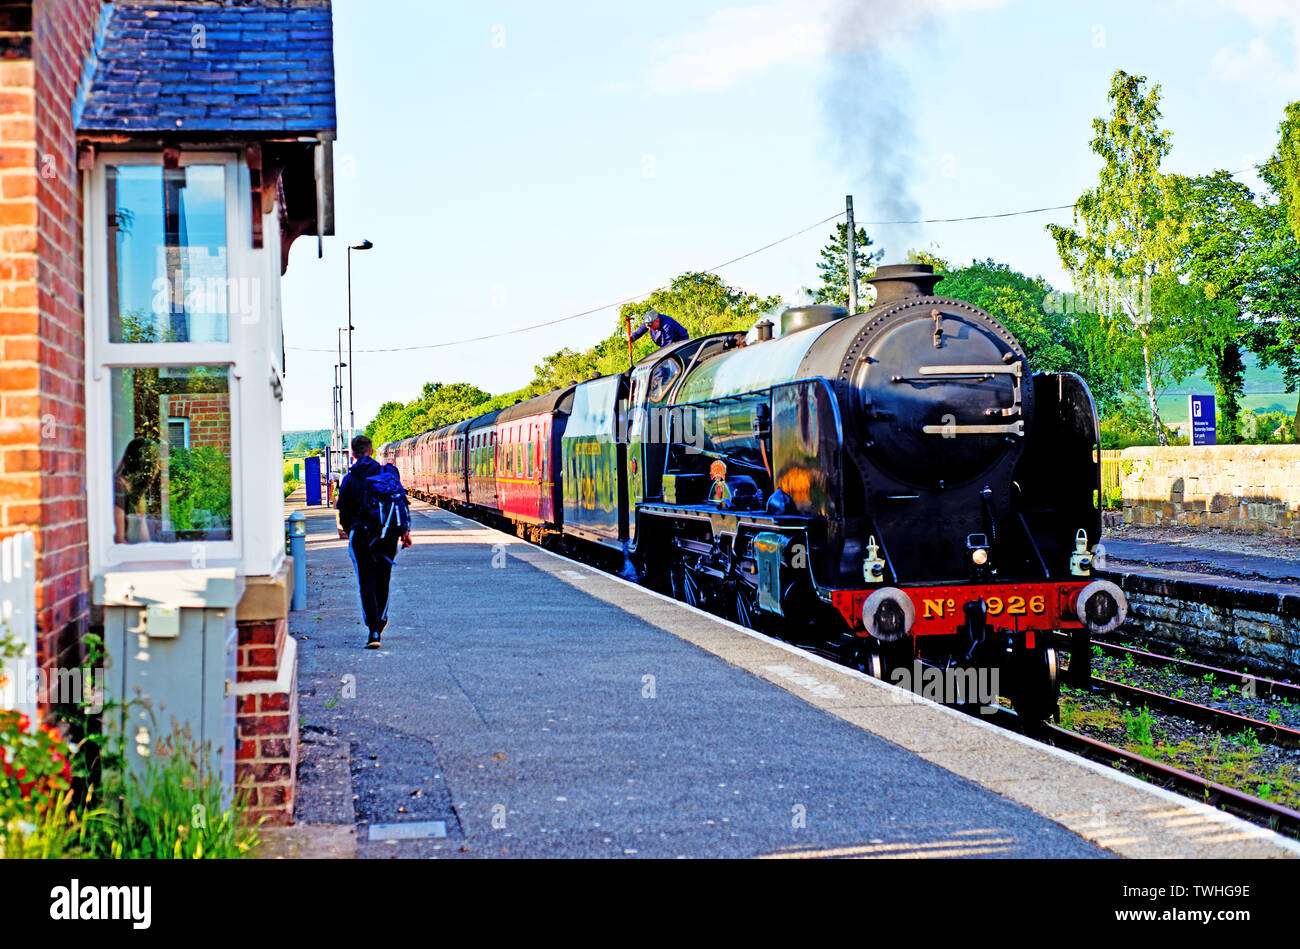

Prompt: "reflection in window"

[106,164,229,344]
[111,366,233,544]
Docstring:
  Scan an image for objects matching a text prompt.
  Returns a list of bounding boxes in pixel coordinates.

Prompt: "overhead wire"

[287,154,1294,354]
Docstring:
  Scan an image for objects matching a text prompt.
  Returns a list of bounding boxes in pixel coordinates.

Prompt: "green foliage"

[1100,393,1177,448]
[0,709,75,846]
[283,460,302,499]
[620,271,782,344]
[933,259,1115,401]
[813,222,884,308]
[1239,409,1296,444]
[366,381,496,446]
[1048,70,1196,443]
[167,445,232,533]
[89,727,261,859]
[1124,705,1155,750]
[1272,101,1300,242]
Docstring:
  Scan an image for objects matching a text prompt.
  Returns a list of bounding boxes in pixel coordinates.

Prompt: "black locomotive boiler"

[382,264,1128,718]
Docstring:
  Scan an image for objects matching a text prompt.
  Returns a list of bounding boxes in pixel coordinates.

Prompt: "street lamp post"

[334,327,347,476]
[346,239,373,447]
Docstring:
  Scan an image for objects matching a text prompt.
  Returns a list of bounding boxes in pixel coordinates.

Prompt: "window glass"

[106,164,229,343]
[647,359,681,402]
[110,366,233,543]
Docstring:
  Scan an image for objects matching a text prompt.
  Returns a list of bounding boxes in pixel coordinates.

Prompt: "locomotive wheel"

[848,643,887,680]
[732,580,764,630]
[1011,646,1059,721]
[670,562,702,608]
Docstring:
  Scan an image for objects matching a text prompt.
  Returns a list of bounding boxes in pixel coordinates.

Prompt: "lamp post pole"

[346,239,373,448]
[335,327,347,475]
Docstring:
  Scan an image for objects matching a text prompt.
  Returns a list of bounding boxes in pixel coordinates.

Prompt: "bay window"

[86,152,253,570]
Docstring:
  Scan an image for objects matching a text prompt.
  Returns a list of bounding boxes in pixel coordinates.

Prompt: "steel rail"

[1053,632,1300,702]
[1034,720,1300,839]
[1087,675,1300,750]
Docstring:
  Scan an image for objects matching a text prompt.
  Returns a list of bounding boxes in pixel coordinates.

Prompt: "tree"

[613,271,782,367]
[1249,103,1300,437]
[1048,70,1194,445]
[814,222,884,309]
[1155,171,1261,440]
[365,382,495,445]
[1273,101,1300,240]
[934,259,1075,370]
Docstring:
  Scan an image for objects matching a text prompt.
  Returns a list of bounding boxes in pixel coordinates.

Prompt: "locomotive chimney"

[867,263,942,307]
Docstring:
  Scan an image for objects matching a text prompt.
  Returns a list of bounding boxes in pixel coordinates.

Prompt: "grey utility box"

[95,567,243,794]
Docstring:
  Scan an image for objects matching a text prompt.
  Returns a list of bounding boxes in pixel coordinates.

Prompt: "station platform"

[1102,528,1299,586]
[286,498,1300,859]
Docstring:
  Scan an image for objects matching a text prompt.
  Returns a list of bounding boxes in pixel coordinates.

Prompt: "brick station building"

[0,0,337,824]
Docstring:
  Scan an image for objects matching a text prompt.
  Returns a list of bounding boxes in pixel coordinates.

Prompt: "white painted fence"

[0,531,36,719]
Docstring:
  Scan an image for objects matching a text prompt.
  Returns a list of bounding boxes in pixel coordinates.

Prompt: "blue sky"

[279,0,1300,432]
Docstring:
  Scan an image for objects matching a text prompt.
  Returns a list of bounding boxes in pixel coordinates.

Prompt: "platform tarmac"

[286,498,1300,859]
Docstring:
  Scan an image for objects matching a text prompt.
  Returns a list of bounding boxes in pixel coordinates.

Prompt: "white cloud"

[1209,0,1300,89]
[648,0,1012,95]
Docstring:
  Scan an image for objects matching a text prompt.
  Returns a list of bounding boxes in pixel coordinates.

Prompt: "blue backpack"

[358,463,410,557]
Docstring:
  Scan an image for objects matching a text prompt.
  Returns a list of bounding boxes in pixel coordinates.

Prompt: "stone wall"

[1100,566,1300,678]
[1120,445,1300,540]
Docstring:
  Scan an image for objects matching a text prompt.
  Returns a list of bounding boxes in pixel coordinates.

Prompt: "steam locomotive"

[379,264,1127,718]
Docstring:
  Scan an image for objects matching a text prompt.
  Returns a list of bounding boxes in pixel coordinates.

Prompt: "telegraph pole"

[846,194,858,314]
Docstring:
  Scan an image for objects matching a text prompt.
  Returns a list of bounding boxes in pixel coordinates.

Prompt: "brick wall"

[0,8,40,584]
[33,0,100,671]
[164,392,232,453]
[235,615,297,824]
[1121,446,1300,540]
[0,0,100,687]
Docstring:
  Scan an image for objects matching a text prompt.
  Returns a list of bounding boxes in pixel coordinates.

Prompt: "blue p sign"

[1189,395,1216,445]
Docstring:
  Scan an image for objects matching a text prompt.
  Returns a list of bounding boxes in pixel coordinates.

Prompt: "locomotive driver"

[629,308,690,348]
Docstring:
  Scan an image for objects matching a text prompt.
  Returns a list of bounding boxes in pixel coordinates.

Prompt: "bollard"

[288,510,307,611]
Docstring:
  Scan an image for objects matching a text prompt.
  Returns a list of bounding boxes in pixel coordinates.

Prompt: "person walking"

[336,434,412,648]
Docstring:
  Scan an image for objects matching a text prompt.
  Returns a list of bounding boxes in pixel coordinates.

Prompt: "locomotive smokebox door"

[753,532,789,616]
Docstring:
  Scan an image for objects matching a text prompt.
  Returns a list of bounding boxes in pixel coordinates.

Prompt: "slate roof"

[76,1,336,135]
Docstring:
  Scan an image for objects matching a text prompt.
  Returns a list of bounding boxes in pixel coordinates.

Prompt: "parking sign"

[1189,394,1216,445]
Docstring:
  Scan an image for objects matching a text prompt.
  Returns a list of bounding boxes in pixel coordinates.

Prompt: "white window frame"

[166,416,191,450]
[84,151,250,571]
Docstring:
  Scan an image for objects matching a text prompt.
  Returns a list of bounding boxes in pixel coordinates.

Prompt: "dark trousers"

[349,531,395,633]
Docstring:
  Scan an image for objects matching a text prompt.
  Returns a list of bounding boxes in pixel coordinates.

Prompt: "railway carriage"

[493,389,573,527]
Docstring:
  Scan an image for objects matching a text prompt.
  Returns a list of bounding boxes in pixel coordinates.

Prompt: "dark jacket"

[337,455,381,534]
[629,311,690,347]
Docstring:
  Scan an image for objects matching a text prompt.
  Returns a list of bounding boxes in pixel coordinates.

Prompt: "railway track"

[990,710,1300,839]
[1053,632,1300,703]
[1051,633,1300,747]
